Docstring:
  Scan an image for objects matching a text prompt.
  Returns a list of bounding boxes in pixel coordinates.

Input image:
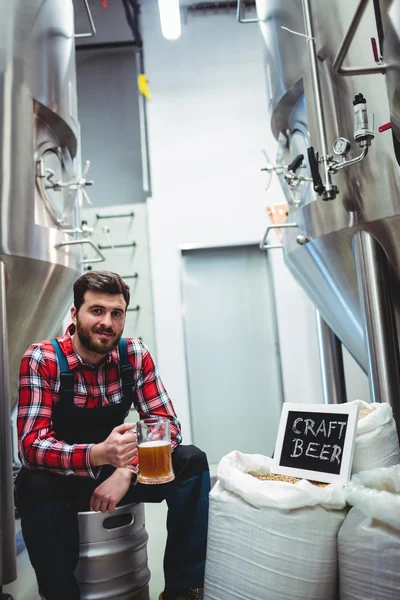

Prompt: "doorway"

[180,243,283,464]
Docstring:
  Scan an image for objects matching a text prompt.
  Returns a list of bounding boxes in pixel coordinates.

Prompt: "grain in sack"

[204,451,347,600]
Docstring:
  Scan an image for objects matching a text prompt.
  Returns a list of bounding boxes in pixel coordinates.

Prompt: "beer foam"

[139,440,170,447]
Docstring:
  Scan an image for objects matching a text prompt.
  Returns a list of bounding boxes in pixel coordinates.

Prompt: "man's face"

[71,290,127,355]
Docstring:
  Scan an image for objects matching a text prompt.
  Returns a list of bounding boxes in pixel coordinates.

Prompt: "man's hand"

[90,423,137,468]
[89,468,133,513]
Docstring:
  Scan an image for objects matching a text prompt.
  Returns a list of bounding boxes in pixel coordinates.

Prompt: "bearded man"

[15,270,209,600]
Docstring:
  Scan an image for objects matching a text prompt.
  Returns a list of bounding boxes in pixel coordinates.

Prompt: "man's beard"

[76,317,122,355]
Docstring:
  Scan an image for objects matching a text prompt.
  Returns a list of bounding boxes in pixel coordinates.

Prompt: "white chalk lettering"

[330,445,342,464]
[327,421,337,437]
[319,444,331,460]
[292,418,303,435]
[304,418,316,437]
[305,442,320,458]
[316,420,327,437]
[291,438,304,458]
[337,421,347,440]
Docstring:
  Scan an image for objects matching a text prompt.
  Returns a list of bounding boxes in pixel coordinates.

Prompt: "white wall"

[141,3,330,442]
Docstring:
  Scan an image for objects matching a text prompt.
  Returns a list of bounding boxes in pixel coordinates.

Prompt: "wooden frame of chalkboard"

[271,402,360,485]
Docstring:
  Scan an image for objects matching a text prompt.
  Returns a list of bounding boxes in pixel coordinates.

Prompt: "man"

[15,270,210,600]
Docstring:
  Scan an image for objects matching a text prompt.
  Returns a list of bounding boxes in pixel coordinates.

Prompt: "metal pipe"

[127,305,141,312]
[316,310,347,404]
[55,239,106,265]
[302,0,337,199]
[353,230,400,433]
[76,41,136,52]
[0,261,17,585]
[332,0,386,75]
[75,0,97,38]
[236,0,258,23]
[372,0,385,59]
[95,212,135,220]
[330,146,369,172]
[259,222,298,250]
[135,51,152,195]
[98,242,136,250]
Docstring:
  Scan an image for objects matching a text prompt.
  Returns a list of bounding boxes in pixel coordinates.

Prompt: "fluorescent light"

[158,0,181,40]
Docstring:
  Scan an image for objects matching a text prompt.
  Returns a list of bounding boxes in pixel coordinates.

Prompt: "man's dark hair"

[74,271,130,312]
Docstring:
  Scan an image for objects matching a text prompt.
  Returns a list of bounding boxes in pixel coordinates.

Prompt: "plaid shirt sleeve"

[17,344,97,478]
[126,339,182,473]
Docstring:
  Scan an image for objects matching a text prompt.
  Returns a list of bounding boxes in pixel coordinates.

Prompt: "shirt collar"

[58,324,119,369]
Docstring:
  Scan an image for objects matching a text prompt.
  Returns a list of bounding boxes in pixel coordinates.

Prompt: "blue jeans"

[16,445,210,600]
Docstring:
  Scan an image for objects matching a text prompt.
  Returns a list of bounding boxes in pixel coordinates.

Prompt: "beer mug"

[136,418,175,484]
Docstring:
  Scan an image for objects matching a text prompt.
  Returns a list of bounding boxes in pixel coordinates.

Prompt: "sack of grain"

[204,451,347,600]
[348,399,400,474]
[339,465,400,600]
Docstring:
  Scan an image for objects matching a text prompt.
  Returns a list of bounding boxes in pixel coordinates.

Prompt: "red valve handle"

[379,122,392,133]
[101,0,109,7]
[371,37,379,63]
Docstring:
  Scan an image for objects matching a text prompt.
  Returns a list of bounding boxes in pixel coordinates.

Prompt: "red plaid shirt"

[17,326,182,478]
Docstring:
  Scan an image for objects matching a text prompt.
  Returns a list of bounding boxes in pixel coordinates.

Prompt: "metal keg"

[75,502,150,600]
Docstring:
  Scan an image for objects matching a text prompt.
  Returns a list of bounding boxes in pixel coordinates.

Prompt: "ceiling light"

[158,0,181,40]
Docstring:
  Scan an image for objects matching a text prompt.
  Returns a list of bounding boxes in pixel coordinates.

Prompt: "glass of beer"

[136,418,175,484]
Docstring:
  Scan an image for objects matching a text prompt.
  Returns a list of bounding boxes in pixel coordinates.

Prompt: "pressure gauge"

[333,137,351,156]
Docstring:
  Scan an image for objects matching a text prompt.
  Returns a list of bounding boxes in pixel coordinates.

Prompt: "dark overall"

[15,339,210,600]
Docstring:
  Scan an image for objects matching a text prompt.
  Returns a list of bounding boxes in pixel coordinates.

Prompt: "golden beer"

[136,418,175,484]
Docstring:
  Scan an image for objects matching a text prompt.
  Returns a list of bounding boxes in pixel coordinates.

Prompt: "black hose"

[121,0,142,47]
[121,0,144,70]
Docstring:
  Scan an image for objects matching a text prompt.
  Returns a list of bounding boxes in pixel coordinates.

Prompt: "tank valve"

[260,149,312,206]
[308,92,375,188]
[353,93,375,145]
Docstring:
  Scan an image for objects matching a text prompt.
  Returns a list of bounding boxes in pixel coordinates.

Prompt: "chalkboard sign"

[272,403,359,485]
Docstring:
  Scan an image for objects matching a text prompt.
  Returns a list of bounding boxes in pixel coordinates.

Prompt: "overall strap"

[118,338,135,409]
[50,339,74,405]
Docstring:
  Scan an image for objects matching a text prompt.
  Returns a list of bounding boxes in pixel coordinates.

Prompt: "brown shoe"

[159,589,204,600]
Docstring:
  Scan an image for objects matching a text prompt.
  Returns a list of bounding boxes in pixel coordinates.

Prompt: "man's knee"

[172,445,209,481]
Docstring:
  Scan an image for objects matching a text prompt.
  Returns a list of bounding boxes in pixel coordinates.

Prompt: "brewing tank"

[1,0,85,407]
[0,0,89,585]
[256,0,400,373]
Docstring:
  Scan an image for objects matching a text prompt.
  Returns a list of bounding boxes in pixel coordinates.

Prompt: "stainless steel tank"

[0,0,100,587]
[256,0,400,412]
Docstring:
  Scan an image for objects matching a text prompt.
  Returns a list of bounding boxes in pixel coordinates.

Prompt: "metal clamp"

[236,0,258,23]
[75,0,97,38]
[259,223,298,250]
[332,0,386,76]
[55,239,106,265]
